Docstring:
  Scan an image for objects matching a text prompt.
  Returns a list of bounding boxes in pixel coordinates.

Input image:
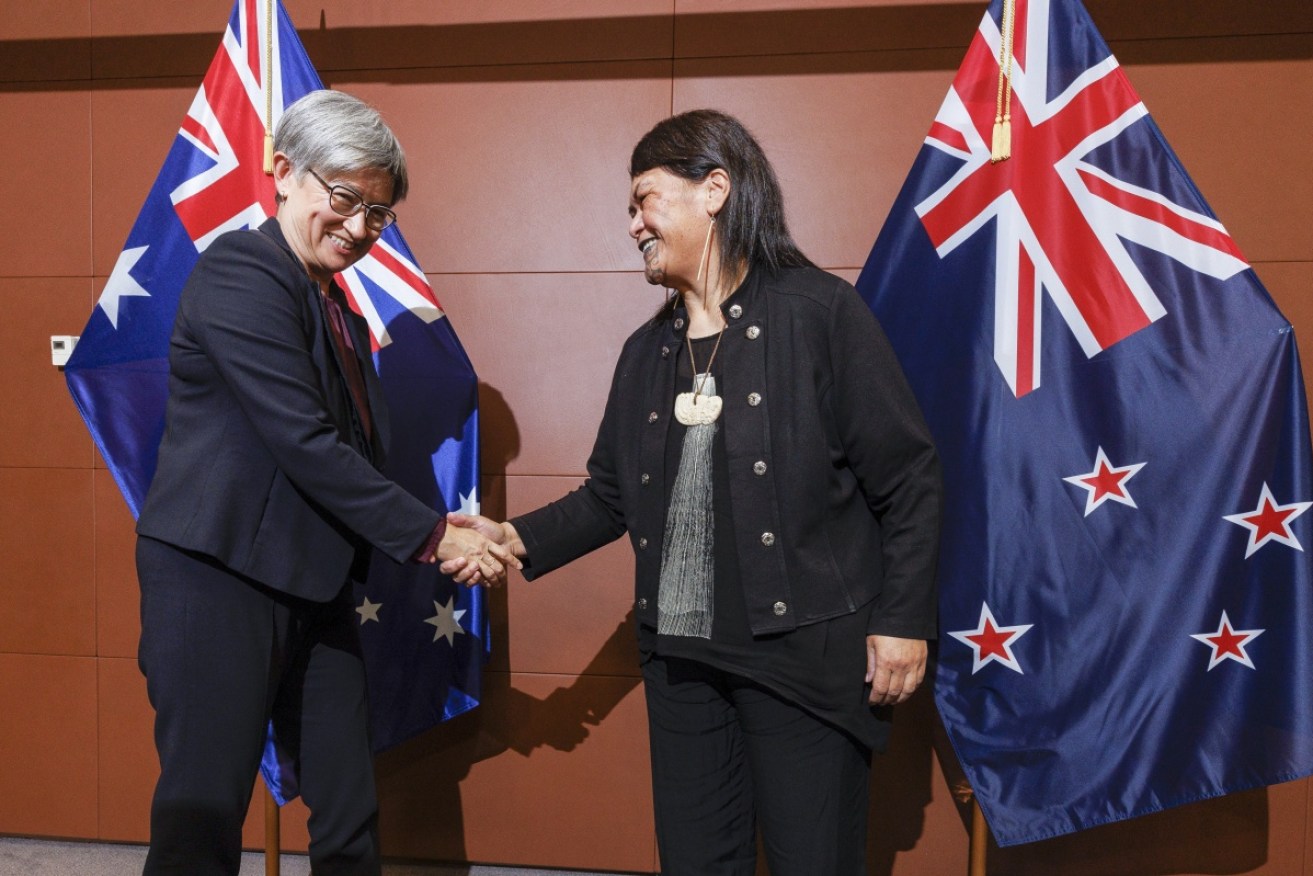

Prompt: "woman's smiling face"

[628,167,714,292]
[275,156,393,287]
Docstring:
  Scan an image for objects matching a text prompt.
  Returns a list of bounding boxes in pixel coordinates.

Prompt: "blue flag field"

[858,0,1313,846]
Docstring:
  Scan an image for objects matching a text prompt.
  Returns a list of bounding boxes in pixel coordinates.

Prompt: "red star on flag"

[948,603,1034,675]
[1222,482,1312,558]
[1063,446,1146,516]
[1190,611,1264,670]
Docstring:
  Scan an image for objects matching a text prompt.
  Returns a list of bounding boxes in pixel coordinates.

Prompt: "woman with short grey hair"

[134,89,513,875]
[275,89,409,202]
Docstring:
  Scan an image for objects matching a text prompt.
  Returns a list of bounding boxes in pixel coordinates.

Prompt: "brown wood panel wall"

[1,1,1310,873]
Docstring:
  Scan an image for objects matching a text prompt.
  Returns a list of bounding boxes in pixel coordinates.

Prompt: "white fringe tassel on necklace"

[658,373,718,639]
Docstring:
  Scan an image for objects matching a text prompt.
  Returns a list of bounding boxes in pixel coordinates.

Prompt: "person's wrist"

[410,517,447,563]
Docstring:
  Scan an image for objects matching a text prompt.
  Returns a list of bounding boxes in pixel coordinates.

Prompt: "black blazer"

[514,264,941,638]
[137,219,440,601]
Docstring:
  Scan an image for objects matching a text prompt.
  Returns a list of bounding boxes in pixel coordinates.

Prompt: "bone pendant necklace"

[674,327,726,426]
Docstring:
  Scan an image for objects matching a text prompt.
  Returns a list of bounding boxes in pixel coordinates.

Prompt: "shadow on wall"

[867,675,939,876]
[370,609,640,873]
[476,382,520,487]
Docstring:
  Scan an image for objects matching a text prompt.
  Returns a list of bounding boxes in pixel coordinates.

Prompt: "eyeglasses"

[307,169,397,232]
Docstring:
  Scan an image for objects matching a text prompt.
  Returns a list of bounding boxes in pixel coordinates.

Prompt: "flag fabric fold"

[857,0,1313,846]
[65,0,488,804]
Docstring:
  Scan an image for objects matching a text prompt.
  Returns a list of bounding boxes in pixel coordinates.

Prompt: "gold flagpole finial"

[262,0,275,174]
[991,0,1016,164]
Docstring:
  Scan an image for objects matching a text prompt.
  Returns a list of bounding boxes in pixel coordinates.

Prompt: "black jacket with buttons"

[513,264,941,638]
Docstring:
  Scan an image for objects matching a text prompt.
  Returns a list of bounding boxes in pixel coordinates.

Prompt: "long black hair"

[630,109,813,318]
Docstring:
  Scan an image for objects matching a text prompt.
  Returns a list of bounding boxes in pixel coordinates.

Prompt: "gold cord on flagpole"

[991,0,1016,164]
[262,0,275,173]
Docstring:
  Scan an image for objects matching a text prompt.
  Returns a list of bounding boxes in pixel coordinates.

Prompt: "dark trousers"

[642,656,872,876]
[136,536,380,876]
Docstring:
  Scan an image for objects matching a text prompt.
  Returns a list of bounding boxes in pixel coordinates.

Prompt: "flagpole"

[258,1,277,861]
[258,0,280,865]
[950,771,990,875]
[258,3,280,870]
[969,797,989,876]
[264,781,280,876]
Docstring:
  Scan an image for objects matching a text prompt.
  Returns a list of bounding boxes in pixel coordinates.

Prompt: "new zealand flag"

[63,0,488,803]
[857,0,1313,846]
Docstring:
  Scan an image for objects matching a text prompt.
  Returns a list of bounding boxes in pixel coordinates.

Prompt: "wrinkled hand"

[434,517,520,588]
[439,513,525,585]
[865,635,927,706]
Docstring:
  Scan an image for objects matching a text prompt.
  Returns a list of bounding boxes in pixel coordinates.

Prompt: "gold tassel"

[991,0,1016,164]
[991,114,1011,163]
[263,132,274,173]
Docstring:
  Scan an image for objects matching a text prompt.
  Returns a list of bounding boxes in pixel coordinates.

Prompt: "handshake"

[424,512,526,588]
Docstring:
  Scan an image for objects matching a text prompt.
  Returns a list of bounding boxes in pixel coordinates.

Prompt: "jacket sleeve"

[512,349,630,578]
[827,279,942,639]
[180,233,439,562]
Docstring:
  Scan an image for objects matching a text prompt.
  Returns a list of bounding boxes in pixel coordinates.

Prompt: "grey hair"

[274,90,409,203]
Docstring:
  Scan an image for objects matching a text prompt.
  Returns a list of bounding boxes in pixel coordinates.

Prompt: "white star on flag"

[98,245,151,328]
[458,487,480,515]
[1062,447,1146,516]
[1190,611,1264,670]
[356,596,382,625]
[948,603,1034,674]
[1222,482,1312,558]
[425,596,467,646]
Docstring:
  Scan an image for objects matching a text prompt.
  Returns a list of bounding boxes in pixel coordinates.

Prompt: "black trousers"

[136,536,380,876]
[642,656,872,876]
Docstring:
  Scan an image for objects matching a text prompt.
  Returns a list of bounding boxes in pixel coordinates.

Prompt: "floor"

[0,836,634,876]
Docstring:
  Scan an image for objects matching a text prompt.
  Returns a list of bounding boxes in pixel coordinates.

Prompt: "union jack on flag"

[858,0,1313,846]
[64,0,488,803]
[913,0,1249,398]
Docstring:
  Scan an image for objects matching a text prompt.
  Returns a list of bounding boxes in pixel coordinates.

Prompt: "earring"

[696,216,715,285]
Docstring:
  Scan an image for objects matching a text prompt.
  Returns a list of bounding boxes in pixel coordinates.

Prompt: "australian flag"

[857,0,1313,846]
[63,0,488,803]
